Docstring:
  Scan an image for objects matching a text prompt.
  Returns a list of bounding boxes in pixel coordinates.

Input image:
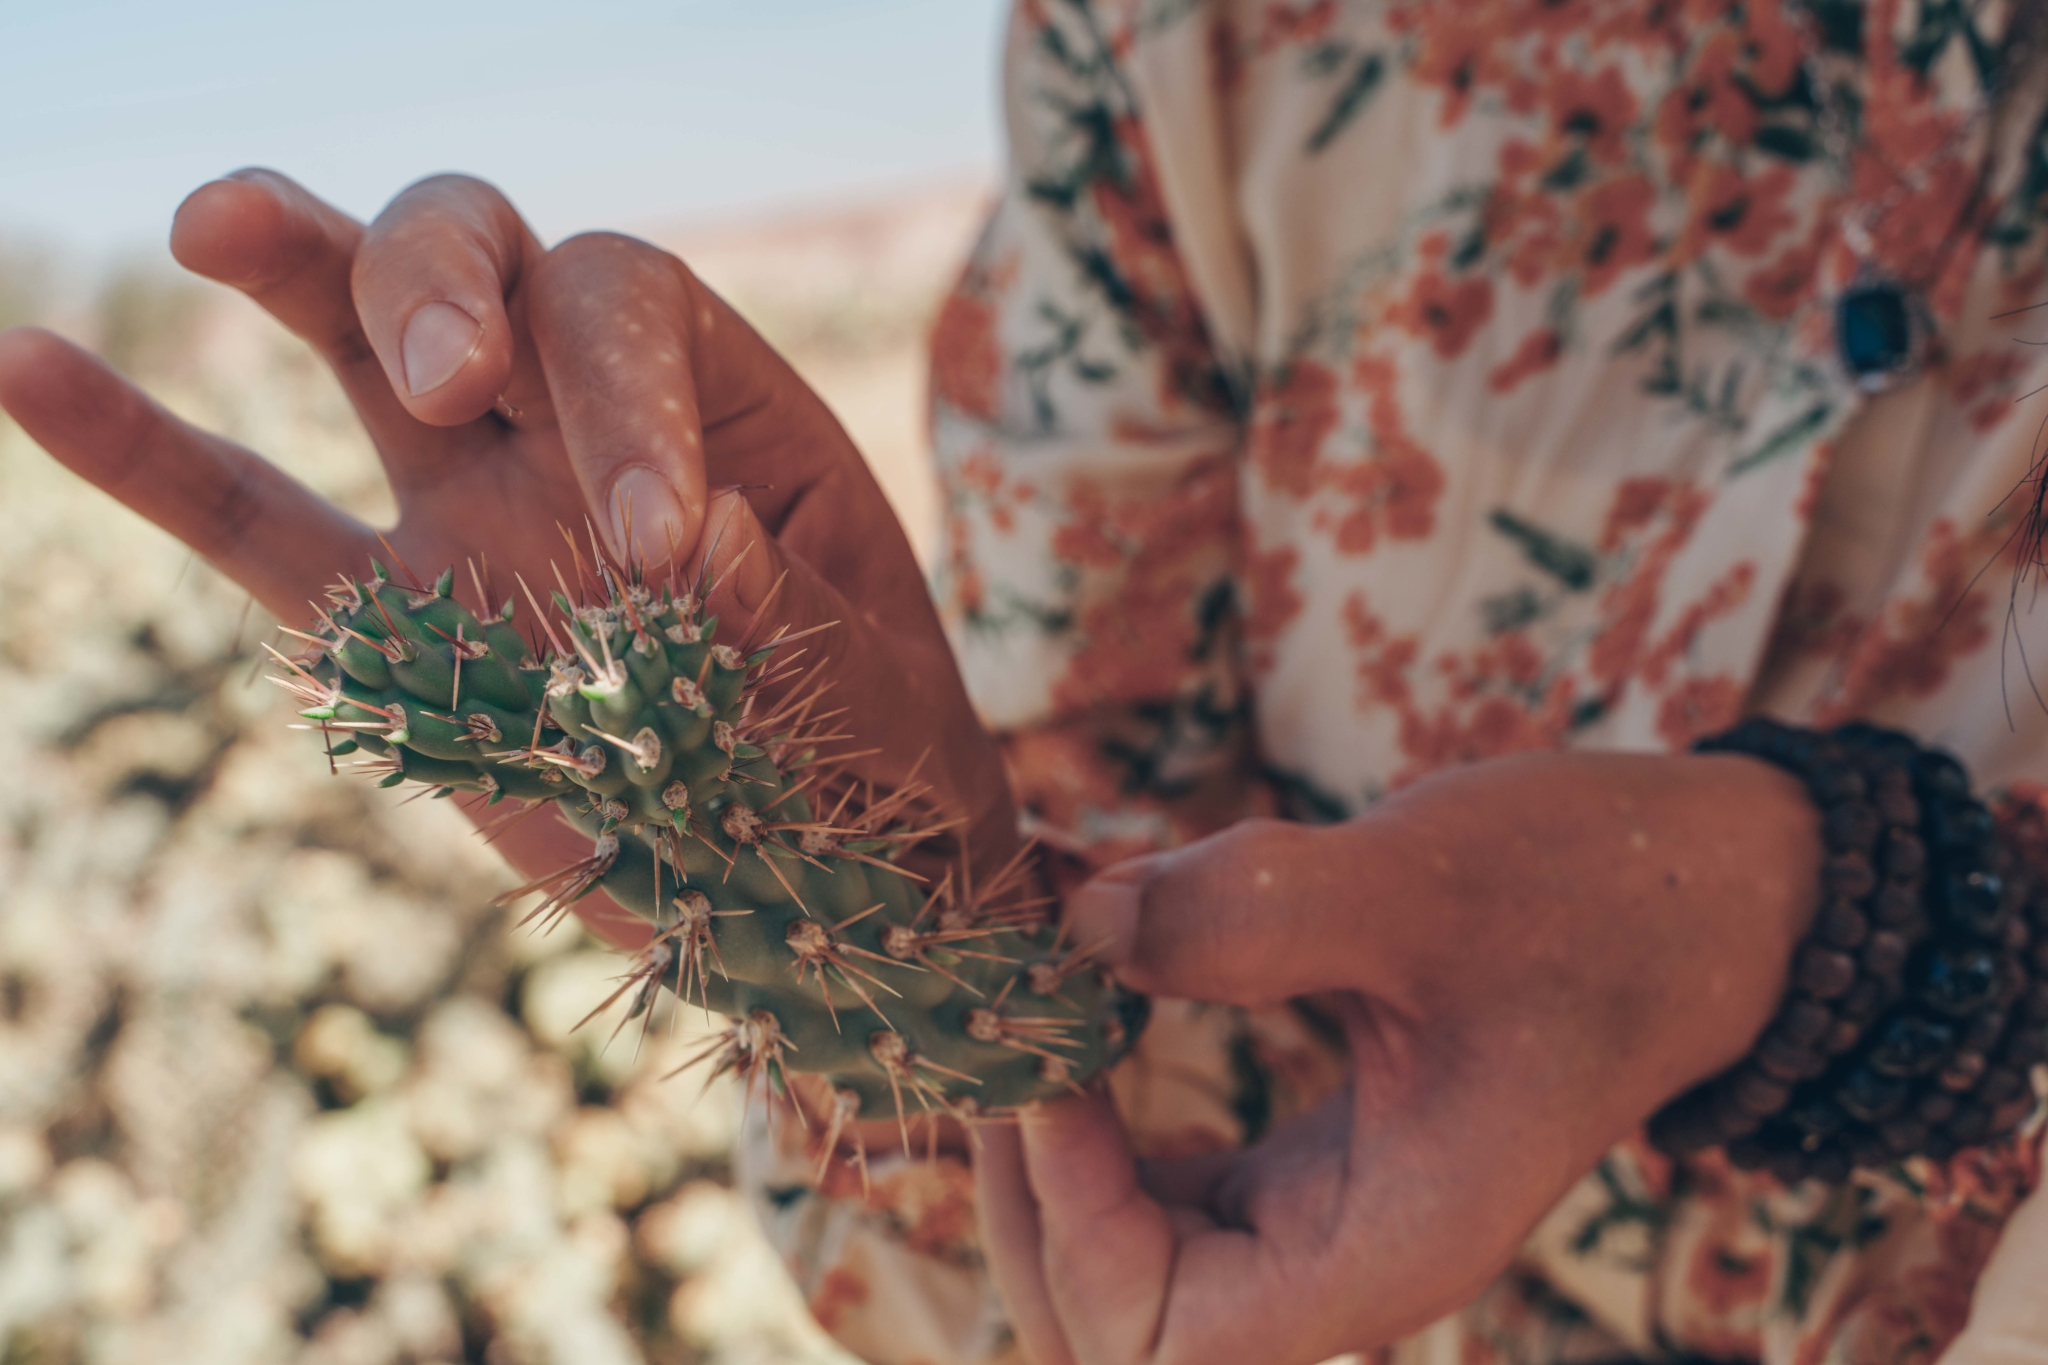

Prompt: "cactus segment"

[274,561,1143,1152]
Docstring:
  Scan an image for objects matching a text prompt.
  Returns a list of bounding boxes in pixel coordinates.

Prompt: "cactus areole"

[275,555,1142,1163]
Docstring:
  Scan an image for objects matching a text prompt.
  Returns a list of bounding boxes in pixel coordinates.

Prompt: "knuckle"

[102,391,160,491]
[367,175,527,274]
[552,228,635,255]
[546,230,678,280]
[219,166,298,204]
[533,234,696,338]
[327,325,377,371]
[1204,818,1294,879]
[199,460,266,558]
[394,171,508,214]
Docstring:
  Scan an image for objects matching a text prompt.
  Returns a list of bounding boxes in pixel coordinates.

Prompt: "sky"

[0,0,1006,259]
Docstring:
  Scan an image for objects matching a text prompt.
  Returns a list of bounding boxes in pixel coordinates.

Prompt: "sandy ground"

[0,180,986,1365]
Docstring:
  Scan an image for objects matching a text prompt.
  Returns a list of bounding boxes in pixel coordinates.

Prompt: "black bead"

[1797,944,1859,999]
[1837,976,1886,1024]
[1701,718,1778,754]
[1823,1017,1864,1055]
[1977,1065,2028,1107]
[1834,721,1915,756]
[1871,883,1922,928]
[1919,946,2002,1016]
[1810,1147,1853,1184]
[1867,1013,1957,1077]
[1923,1131,1960,1162]
[1768,1148,1810,1184]
[1998,956,2030,1009]
[1646,1094,1720,1154]
[2000,1025,2048,1067]
[1927,799,1996,855]
[1862,929,1910,977]
[1837,1065,1910,1122]
[1786,1093,1847,1139]
[1727,1136,1769,1170]
[1780,731,1823,768]
[1872,770,1919,828]
[1777,997,1834,1046]
[1916,1091,1958,1125]
[1949,1103,1994,1146]
[2022,982,2048,1024]
[1938,869,2007,935]
[1962,1008,2009,1054]
[1844,1129,1891,1168]
[1939,1050,1988,1092]
[1730,1067,1792,1116]
[1811,762,1867,804]
[1824,853,1879,900]
[1755,1030,1818,1083]
[1823,802,1881,854]
[1879,1115,1930,1157]
[1712,1085,1765,1139]
[1881,827,1927,880]
[1818,899,1870,950]
[1992,1097,2038,1136]
[1911,749,1971,801]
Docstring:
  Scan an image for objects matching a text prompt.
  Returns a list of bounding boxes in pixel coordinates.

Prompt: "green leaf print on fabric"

[1307,49,1388,153]
[1489,510,1600,592]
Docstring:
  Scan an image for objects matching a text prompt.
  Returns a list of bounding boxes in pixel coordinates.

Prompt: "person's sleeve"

[733,7,1263,1364]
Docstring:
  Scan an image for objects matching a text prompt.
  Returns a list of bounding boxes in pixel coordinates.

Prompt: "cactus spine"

[272,554,1140,1161]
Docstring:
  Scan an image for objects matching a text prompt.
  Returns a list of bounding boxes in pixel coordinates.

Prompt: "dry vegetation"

[0,181,985,1365]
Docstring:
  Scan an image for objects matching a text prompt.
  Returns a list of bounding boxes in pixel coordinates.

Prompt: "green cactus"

[272,554,1142,1167]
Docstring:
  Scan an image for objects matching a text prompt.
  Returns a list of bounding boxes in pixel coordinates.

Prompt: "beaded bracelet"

[1647,719,2046,1182]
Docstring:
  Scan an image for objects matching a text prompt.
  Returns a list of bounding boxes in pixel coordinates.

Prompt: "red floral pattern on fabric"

[1249,359,1339,498]
[1818,516,2008,723]
[1049,456,1239,711]
[930,290,1004,421]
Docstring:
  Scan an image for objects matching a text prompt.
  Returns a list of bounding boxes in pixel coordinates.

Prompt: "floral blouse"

[740,2,2048,1363]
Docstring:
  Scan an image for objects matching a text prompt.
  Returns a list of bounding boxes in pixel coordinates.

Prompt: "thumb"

[1066,819,1359,1004]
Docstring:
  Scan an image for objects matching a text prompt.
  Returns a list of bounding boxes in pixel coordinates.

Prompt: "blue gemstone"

[1836,1064,1909,1122]
[1940,869,2005,933]
[1920,946,2000,1016]
[1868,1013,1955,1077]
[1838,282,1913,378]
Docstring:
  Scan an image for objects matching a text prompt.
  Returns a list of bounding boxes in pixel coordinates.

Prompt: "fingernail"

[1067,855,1161,967]
[400,300,482,397]
[608,465,689,566]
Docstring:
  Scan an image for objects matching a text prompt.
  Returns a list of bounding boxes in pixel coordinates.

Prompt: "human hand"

[976,749,1824,1365]
[0,170,1009,945]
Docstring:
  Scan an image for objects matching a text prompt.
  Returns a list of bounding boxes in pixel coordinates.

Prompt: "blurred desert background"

[0,180,988,1365]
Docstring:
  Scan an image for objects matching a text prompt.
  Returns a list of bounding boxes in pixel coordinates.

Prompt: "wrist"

[1365,750,1821,1142]
[1669,753,1826,1078]
[1652,720,2047,1180]
[1567,750,1825,1139]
